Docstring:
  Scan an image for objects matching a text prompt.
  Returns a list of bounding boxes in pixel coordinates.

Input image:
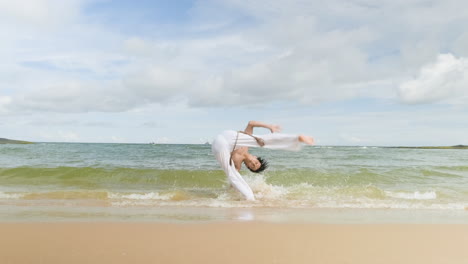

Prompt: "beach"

[1,222,468,264]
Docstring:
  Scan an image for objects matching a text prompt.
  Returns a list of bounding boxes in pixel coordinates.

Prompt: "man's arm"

[244,121,281,135]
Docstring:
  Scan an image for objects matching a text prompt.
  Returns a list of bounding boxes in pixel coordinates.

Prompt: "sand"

[1,222,468,264]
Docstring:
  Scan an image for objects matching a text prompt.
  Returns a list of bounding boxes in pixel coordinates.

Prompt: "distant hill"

[0,138,34,144]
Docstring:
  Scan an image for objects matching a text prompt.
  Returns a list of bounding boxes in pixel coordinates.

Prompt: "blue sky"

[1,0,468,145]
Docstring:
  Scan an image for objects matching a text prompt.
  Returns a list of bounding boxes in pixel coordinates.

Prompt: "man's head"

[245,156,268,173]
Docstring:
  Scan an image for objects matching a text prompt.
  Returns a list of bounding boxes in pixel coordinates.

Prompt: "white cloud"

[115,19,384,107]
[0,0,83,28]
[11,80,140,113]
[0,96,12,114]
[398,54,468,104]
[340,133,365,144]
[123,66,198,103]
[453,32,468,57]
[37,130,81,142]
[111,136,125,143]
[154,137,170,144]
[3,0,468,115]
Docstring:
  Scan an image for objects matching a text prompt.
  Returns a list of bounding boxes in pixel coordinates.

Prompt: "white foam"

[245,174,288,200]
[105,185,467,211]
[0,192,22,199]
[385,191,437,200]
[109,192,172,201]
[316,200,466,210]
[107,191,468,211]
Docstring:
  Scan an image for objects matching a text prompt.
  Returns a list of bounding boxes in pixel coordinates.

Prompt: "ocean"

[1,142,468,222]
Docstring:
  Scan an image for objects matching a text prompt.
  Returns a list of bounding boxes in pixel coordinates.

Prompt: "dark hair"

[248,157,268,173]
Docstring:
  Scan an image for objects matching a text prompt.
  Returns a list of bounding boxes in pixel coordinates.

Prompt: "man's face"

[245,156,261,171]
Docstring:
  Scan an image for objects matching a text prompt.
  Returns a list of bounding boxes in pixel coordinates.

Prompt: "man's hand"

[269,124,282,133]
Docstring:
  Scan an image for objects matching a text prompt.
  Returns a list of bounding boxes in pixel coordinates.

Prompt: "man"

[212,121,315,200]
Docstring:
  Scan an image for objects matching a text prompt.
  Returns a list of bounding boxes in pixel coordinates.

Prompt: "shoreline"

[0,204,468,224]
[2,205,468,223]
[1,222,468,264]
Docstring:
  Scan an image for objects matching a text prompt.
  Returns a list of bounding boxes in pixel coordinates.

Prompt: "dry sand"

[1,222,468,264]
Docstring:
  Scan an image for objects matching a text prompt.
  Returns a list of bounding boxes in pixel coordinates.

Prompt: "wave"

[1,162,468,188]
[0,166,402,189]
[385,191,437,200]
[0,167,226,189]
[1,165,468,211]
[1,173,466,210]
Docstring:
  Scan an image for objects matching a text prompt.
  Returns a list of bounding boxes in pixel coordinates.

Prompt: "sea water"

[1,143,468,222]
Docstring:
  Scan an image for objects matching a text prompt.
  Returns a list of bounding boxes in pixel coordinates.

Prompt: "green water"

[1,143,468,219]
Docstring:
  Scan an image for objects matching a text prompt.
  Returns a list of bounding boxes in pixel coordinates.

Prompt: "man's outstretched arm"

[244,121,281,135]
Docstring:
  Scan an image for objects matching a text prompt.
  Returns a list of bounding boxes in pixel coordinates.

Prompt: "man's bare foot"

[299,135,315,145]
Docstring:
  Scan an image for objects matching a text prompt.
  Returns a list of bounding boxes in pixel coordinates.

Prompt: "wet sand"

[1,222,468,264]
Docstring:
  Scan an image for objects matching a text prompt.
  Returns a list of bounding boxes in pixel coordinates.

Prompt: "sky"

[1,0,468,145]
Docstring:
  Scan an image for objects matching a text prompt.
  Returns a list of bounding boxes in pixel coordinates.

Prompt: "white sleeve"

[235,133,302,151]
[212,146,255,201]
